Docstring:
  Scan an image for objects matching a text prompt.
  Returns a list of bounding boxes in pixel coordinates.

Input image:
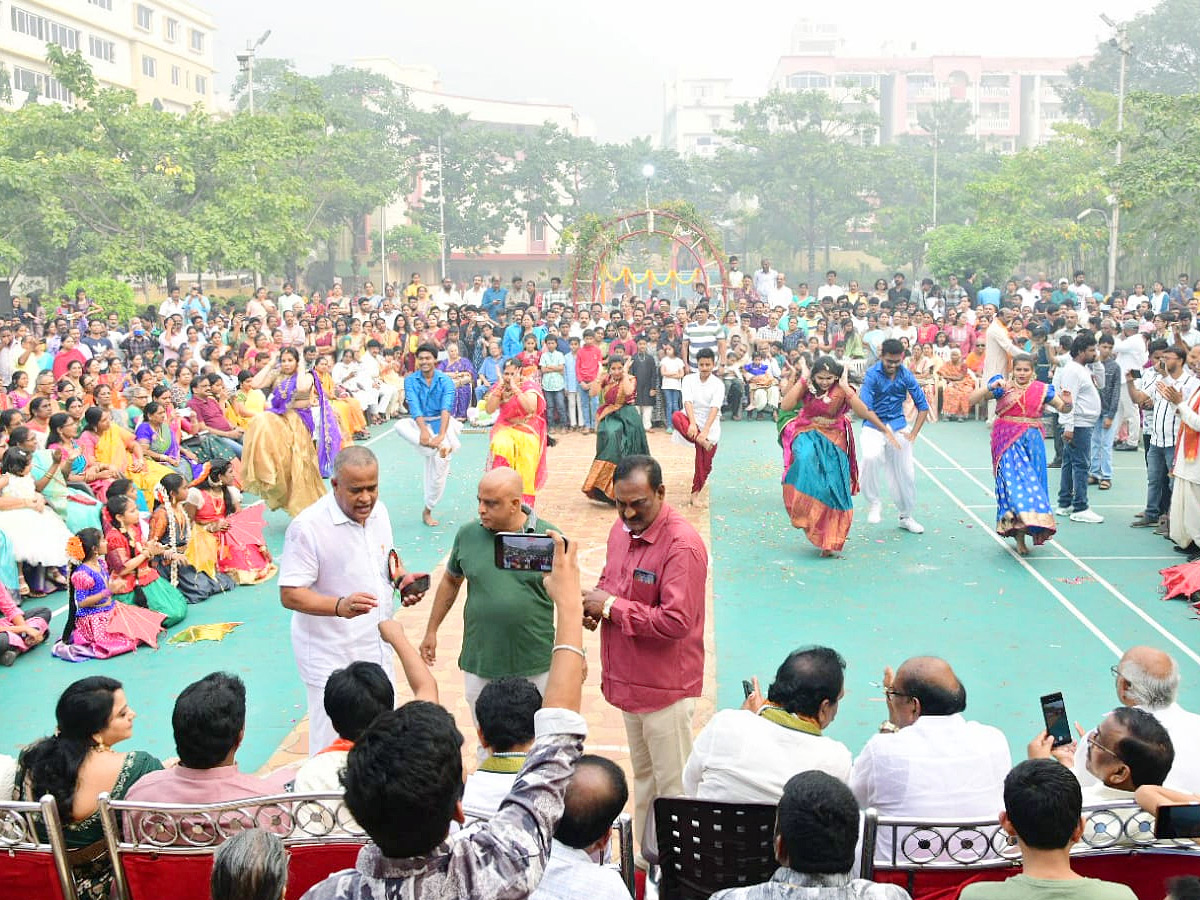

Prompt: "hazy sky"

[205,0,1157,142]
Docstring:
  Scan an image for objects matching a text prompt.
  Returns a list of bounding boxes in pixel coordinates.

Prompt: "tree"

[925,224,1021,284]
[370,224,442,267]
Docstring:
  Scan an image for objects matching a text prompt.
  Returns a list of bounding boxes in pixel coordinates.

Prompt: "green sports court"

[7,419,1198,770]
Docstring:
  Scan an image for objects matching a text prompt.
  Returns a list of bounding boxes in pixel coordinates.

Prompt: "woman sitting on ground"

[0,446,73,596]
[134,401,201,481]
[187,459,276,585]
[78,406,173,508]
[149,474,235,602]
[15,676,163,900]
[28,420,103,532]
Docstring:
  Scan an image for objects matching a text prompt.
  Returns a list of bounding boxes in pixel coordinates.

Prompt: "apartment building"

[2,0,216,112]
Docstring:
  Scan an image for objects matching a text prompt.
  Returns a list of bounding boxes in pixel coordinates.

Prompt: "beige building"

[2,0,215,113]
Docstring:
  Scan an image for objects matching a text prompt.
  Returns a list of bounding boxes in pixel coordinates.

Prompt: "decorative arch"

[567,209,726,306]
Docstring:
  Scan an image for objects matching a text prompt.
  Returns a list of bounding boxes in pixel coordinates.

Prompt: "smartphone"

[493,532,566,572]
[742,679,755,699]
[400,574,430,597]
[1155,804,1200,839]
[1040,692,1072,748]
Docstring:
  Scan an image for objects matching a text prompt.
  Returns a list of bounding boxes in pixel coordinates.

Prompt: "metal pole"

[1108,32,1127,296]
[932,123,939,229]
[247,51,255,116]
[438,136,447,281]
[380,202,387,290]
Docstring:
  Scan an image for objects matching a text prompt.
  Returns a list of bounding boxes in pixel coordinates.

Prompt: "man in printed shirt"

[300,533,585,900]
[582,454,707,857]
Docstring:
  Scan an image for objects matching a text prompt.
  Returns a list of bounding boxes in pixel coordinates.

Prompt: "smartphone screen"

[1155,804,1200,839]
[494,532,557,572]
[1040,692,1072,747]
[742,679,754,698]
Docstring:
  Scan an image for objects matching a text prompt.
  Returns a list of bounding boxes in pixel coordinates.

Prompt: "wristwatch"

[602,596,617,620]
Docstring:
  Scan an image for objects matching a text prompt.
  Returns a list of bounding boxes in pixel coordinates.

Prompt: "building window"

[787,71,830,90]
[709,115,721,130]
[171,65,180,86]
[88,0,113,8]
[195,75,207,95]
[136,4,152,31]
[189,29,204,53]
[836,73,878,90]
[88,35,115,62]
[11,8,79,51]
[142,55,157,78]
[531,220,546,242]
[13,66,73,102]
[691,84,712,100]
[165,18,178,41]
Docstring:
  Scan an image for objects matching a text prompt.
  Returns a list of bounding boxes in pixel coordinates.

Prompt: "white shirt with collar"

[850,713,1011,859]
[1072,701,1200,793]
[531,839,630,900]
[278,492,396,688]
[683,708,852,804]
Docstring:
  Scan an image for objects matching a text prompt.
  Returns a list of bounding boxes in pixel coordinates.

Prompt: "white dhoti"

[394,417,463,510]
[860,425,916,518]
[1116,384,1142,446]
[374,382,400,417]
[749,385,781,411]
[1170,478,1200,549]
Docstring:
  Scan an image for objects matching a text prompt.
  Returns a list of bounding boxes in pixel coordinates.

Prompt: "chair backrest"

[654,797,778,900]
[98,791,368,900]
[0,795,77,900]
[861,802,1200,900]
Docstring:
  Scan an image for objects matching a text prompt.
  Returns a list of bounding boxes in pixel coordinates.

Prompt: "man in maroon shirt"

[583,454,706,857]
[188,373,244,456]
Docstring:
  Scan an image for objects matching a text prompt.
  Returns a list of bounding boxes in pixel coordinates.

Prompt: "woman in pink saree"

[968,354,1072,555]
[484,358,548,506]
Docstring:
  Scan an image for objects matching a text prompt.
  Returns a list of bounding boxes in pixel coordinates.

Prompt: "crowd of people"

[5,261,1200,899]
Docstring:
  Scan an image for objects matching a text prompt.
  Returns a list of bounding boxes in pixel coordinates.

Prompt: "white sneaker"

[1070,509,1104,524]
[867,502,882,524]
[898,516,925,534]
[1054,507,1073,516]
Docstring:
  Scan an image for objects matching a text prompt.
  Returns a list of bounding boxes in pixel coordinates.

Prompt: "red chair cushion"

[123,852,214,900]
[285,844,362,900]
[874,866,1020,900]
[1074,853,1200,900]
[0,851,66,900]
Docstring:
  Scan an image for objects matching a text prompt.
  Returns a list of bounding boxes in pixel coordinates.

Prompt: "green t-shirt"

[447,514,558,679]
[962,876,1136,900]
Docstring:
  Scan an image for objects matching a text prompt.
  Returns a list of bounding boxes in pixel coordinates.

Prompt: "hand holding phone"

[494,532,568,572]
[1040,692,1072,748]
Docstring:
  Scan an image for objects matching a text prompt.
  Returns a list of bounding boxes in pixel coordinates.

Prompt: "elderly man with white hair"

[1073,645,1200,792]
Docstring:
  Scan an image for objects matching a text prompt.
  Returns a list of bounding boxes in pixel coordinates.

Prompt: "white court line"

[51,497,269,619]
[1026,556,1182,561]
[910,455,1120,656]
[919,437,1200,668]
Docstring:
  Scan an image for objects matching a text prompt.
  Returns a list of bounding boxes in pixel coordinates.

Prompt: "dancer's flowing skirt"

[782,429,855,552]
[581,406,650,503]
[994,429,1056,544]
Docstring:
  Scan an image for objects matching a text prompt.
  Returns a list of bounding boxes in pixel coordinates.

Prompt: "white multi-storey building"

[2,0,216,112]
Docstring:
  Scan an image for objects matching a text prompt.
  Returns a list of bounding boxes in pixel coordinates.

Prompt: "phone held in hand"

[494,532,567,573]
[1040,692,1072,748]
[742,679,755,699]
[400,574,430,597]
[1155,803,1200,839]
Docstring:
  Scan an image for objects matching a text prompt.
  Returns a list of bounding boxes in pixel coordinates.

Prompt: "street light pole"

[1102,13,1131,296]
[237,30,270,116]
[641,163,655,237]
[438,136,447,281]
[931,119,939,229]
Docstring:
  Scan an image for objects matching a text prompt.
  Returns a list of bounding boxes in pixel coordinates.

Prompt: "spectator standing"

[582,455,706,856]
[418,469,560,721]
[753,259,778,298]
[629,337,658,430]
[576,330,603,433]
[482,276,508,321]
[659,343,685,433]
[1128,343,1198,532]
[683,646,852,804]
[959,760,1135,900]
[540,339,568,433]
[711,771,910,900]
[1055,335,1104,523]
[1089,335,1121,491]
[563,336,581,431]
[682,304,726,370]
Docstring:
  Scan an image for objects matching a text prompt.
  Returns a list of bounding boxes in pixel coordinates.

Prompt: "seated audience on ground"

[462,676,543,817]
[298,532,584,900]
[124,671,293,816]
[210,828,288,900]
[850,657,1011,858]
[711,770,911,900]
[531,754,630,900]
[1073,646,1200,793]
[683,646,851,803]
[959,760,1135,900]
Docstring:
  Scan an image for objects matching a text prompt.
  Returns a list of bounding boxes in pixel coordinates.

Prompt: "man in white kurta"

[279,447,406,755]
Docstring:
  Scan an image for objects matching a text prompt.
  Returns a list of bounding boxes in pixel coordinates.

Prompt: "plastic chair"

[653,797,778,900]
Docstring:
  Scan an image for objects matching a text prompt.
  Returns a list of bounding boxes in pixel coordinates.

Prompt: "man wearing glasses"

[850,656,1011,861]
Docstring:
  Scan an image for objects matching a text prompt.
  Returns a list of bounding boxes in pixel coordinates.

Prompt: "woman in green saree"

[581,355,651,503]
[15,676,162,900]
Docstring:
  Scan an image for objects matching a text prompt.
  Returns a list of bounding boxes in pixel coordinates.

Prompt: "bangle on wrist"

[552,644,586,660]
[334,596,344,618]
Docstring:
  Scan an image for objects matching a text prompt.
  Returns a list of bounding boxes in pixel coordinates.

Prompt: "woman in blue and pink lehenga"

[242,347,342,516]
[969,353,1072,556]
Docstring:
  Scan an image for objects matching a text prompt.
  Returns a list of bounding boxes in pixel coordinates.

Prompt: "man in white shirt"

[158,287,185,321]
[277,282,305,314]
[1128,343,1198,530]
[0,326,16,387]
[816,269,844,302]
[850,656,1012,861]
[885,311,917,347]
[684,646,852,804]
[531,755,630,900]
[1068,270,1094,303]
[278,309,306,348]
[433,276,462,311]
[463,678,541,816]
[1072,646,1200,793]
[765,273,793,310]
[333,349,381,427]
[279,447,424,754]
[1055,335,1104,523]
[984,306,1020,421]
[1113,319,1147,449]
[360,341,400,420]
[1017,277,1039,309]
[753,258,778,298]
[672,347,724,507]
[462,275,486,308]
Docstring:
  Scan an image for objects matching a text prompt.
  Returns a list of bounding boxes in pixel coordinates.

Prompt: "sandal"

[1099,480,1112,490]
